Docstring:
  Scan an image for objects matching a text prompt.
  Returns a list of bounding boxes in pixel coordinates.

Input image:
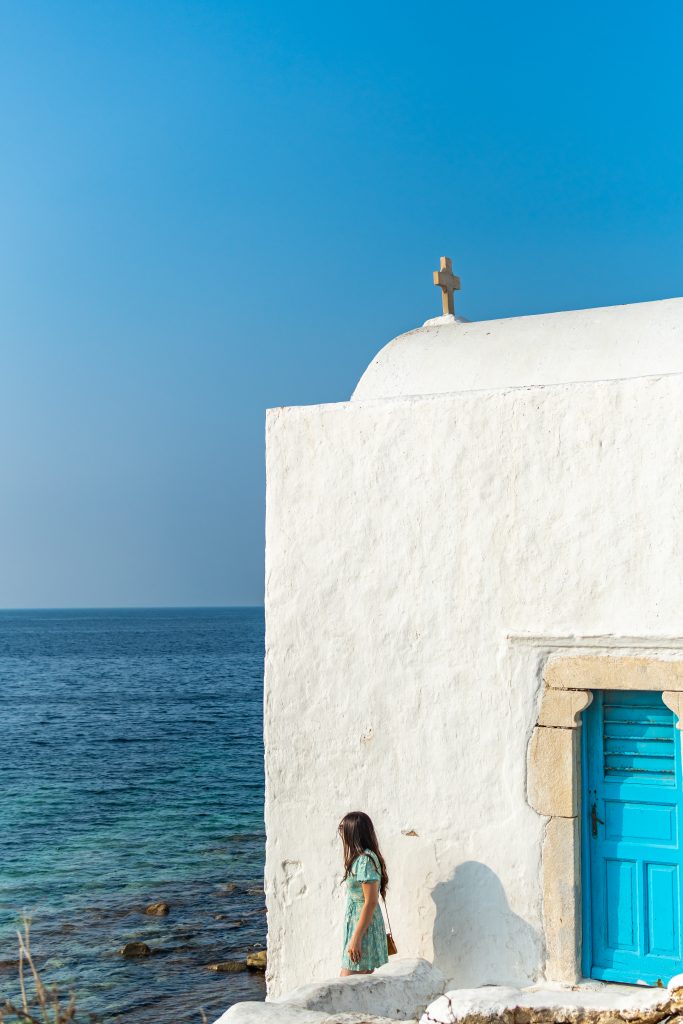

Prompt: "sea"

[0,607,266,1023]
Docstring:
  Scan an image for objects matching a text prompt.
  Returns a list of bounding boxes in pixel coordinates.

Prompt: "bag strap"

[381,895,393,936]
[365,850,393,936]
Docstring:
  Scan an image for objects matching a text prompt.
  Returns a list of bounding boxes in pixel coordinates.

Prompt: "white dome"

[352,297,683,401]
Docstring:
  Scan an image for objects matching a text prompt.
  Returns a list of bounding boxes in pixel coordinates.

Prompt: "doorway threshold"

[421,977,683,1024]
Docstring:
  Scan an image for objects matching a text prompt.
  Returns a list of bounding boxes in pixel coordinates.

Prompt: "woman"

[338,810,389,976]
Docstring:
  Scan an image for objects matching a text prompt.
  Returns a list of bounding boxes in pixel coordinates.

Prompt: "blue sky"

[1,1,682,607]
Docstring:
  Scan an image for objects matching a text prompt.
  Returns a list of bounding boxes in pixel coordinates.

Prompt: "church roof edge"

[352,295,683,402]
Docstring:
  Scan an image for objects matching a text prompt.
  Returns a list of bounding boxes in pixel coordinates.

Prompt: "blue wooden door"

[583,690,683,984]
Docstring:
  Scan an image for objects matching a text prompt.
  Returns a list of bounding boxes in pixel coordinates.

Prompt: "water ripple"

[0,607,266,1023]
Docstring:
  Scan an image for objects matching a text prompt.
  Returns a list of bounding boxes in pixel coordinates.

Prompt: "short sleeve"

[352,853,381,884]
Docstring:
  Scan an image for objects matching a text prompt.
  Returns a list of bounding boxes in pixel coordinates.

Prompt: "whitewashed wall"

[263,372,683,998]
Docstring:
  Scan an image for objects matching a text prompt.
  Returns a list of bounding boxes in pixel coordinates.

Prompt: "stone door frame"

[527,654,683,983]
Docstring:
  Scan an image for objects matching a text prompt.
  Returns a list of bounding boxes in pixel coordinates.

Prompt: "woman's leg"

[339,968,373,977]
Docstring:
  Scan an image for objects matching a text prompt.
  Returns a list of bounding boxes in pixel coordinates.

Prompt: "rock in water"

[120,942,152,958]
[246,950,267,971]
[206,960,246,972]
[144,901,170,916]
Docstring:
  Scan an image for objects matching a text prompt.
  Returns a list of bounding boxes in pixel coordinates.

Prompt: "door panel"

[604,801,676,844]
[583,690,683,984]
[647,864,678,956]
[604,859,637,949]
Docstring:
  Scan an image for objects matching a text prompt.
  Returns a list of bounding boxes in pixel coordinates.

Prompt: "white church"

[220,265,683,1024]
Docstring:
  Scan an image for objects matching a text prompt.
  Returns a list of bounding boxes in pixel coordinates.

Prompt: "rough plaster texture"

[215,1010,410,1024]
[214,959,442,1024]
[214,1007,409,1024]
[278,958,444,1018]
[352,297,683,401]
[265,371,683,997]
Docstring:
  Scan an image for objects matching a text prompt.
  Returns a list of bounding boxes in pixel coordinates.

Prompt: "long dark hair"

[338,810,388,899]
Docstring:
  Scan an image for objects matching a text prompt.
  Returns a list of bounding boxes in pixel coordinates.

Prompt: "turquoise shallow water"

[0,607,266,1022]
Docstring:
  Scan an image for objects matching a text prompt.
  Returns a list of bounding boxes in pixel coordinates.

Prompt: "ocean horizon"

[1,606,267,1022]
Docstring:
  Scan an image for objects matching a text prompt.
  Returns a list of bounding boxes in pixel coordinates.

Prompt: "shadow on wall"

[432,861,541,986]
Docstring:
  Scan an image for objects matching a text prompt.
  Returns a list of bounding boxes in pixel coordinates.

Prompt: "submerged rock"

[207,960,247,972]
[144,901,170,916]
[120,941,152,958]
[246,950,267,971]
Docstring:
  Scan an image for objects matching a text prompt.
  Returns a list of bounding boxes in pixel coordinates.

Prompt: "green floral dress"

[341,850,388,972]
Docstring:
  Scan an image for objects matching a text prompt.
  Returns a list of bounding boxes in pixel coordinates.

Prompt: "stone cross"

[433,256,461,316]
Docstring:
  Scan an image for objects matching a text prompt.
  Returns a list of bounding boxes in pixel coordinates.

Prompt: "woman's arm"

[347,881,380,964]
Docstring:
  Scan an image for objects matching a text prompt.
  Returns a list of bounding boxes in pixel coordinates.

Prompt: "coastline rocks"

[247,950,267,971]
[144,901,170,916]
[120,942,152,958]
[220,883,238,894]
[207,960,247,973]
